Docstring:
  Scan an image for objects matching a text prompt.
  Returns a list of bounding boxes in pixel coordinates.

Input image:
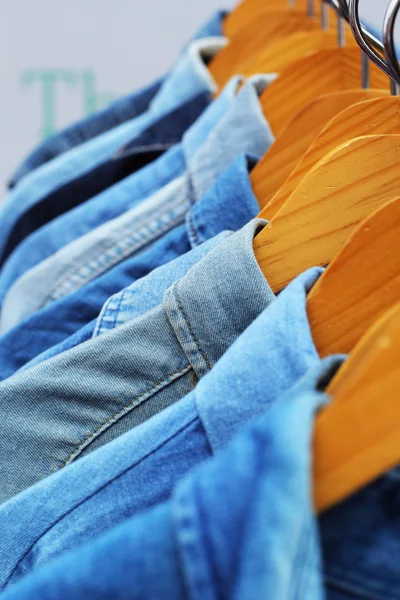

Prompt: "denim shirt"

[7,11,227,189]
[0,265,347,595]
[0,74,239,310]
[2,268,399,600]
[0,77,275,335]
[0,36,226,265]
[0,92,212,265]
[0,220,277,505]
[0,155,264,380]
[0,358,344,600]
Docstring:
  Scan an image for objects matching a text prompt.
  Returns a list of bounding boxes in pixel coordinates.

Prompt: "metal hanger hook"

[348,0,393,79]
[383,0,400,86]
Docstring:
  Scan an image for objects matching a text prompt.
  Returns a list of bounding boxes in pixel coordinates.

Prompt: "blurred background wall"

[0,0,395,190]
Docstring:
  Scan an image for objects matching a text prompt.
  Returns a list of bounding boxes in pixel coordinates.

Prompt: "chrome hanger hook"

[383,0,400,87]
[348,0,392,78]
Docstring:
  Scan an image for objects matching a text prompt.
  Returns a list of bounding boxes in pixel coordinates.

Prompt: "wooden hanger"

[307,196,400,357]
[213,10,321,88]
[209,29,340,89]
[313,300,400,513]
[251,89,388,209]
[259,96,400,216]
[224,0,314,38]
[260,47,388,136]
[253,134,400,293]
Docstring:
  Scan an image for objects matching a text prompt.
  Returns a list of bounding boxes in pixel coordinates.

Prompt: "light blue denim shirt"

[0,264,350,596]
[0,358,346,600]
[7,10,228,189]
[1,75,275,333]
[0,220,277,505]
[0,153,263,380]
[2,265,397,600]
[0,37,226,266]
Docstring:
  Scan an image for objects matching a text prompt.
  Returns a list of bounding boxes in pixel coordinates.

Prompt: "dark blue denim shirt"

[7,10,227,189]
[1,92,211,263]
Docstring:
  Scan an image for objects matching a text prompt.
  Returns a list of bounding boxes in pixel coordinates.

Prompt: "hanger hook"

[348,0,392,77]
[383,0,400,87]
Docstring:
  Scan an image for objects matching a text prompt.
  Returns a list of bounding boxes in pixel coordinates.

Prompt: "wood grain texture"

[314,301,400,513]
[209,30,339,89]
[254,135,400,293]
[261,96,400,218]
[261,47,389,135]
[224,0,315,38]
[307,196,400,356]
[252,89,388,210]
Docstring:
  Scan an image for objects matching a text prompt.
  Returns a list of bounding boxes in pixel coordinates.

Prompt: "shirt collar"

[186,153,260,248]
[114,92,212,160]
[187,74,276,203]
[94,231,232,337]
[182,76,241,163]
[150,37,226,118]
[195,265,331,453]
[163,219,276,381]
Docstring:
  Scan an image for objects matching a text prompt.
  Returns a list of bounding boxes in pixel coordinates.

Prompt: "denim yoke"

[0,36,226,265]
[0,221,275,506]
[7,10,227,189]
[0,71,237,310]
[0,76,275,349]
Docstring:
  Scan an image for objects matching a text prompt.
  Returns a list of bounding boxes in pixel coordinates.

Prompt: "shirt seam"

[3,414,200,591]
[41,203,188,306]
[63,363,192,466]
[172,286,212,370]
[94,289,126,337]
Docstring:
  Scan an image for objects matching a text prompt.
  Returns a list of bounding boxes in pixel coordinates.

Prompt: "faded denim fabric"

[7,11,227,189]
[0,74,240,310]
[0,221,276,505]
[0,37,226,265]
[0,358,345,600]
[1,93,212,259]
[3,154,261,378]
[1,76,275,334]
[0,269,347,596]
[15,232,232,373]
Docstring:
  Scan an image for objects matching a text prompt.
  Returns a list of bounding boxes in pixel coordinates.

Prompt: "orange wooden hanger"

[259,47,388,136]
[224,0,314,38]
[308,196,400,357]
[251,89,388,209]
[210,28,339,89]
[215,10,321,83]
[253,134,400,293]
[314,300,400,513]
[258,95,400,216]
